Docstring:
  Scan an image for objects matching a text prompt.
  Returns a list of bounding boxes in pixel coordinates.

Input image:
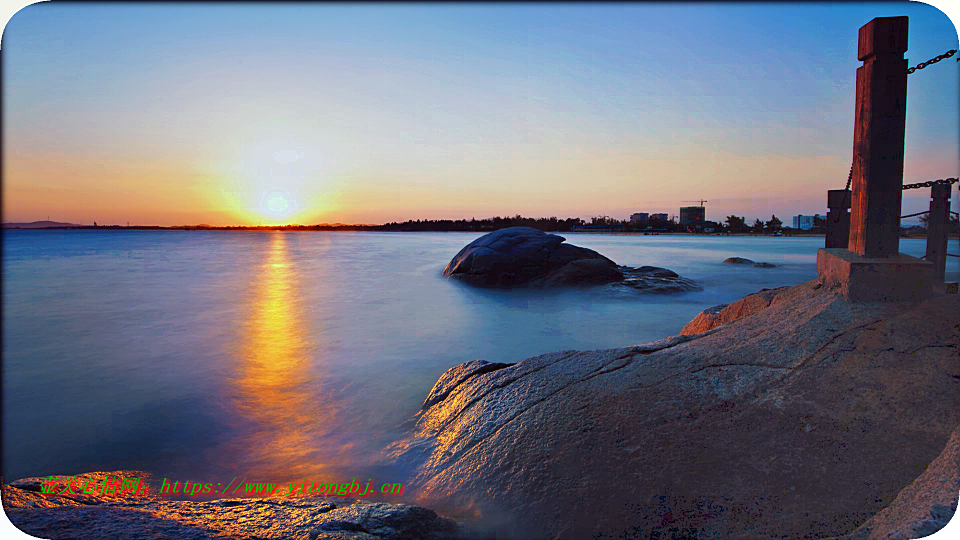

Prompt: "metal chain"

[902,178,959,190]
[845,164,852,191]
[907,49,958,74]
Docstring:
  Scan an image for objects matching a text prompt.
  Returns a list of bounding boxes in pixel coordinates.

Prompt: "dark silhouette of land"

[2,220,79,229]
[4,215,948,236]
[0,215,748,233]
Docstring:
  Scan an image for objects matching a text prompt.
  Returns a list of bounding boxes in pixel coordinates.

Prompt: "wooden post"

[848,17,909,258]
[825,189,851,248]
[925,183,951,281]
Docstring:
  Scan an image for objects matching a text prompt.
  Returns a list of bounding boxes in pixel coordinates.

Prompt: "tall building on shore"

[630,212,649,223]
[792,214,823,231]
[679,206,705,226]
[650,213,669,222]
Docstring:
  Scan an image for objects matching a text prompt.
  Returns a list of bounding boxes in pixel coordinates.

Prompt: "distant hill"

[3,220,79,229]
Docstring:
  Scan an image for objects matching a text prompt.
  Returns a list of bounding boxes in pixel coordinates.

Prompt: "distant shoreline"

[5,226,953,240]
[2,224,825,236]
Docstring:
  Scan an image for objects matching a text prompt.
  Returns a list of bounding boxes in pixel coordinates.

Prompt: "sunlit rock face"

[680,286,786,334]
[387,281,960,539]
[442,227,701,292]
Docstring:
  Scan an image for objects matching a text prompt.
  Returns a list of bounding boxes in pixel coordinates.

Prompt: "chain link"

[907,49,957,74]
[902,178,959,190]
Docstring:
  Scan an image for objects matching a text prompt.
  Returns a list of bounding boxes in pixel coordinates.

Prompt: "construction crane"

[682,200,708,206]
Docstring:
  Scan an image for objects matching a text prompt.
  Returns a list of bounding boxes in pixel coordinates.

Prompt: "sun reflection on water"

[227,232,335,484]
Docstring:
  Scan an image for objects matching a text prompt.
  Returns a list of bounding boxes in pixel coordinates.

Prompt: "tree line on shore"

[194,214,804,233]
[17,213,955,234]
[366,214,800,234]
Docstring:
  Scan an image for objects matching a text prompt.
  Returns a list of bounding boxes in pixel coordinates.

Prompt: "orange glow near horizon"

[4,4,956,226]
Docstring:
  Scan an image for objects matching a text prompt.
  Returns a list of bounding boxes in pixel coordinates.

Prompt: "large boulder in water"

[442,227,700,292]
[442,227,619,287]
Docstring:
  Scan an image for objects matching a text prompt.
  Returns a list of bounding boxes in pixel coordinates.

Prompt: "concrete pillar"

[925,183,952,281]
[817,16,935,301]
[848,16,909,258]
[825,190,851,249]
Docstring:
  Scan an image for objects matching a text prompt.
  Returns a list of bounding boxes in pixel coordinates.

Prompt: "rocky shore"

[2,471,461,540]
[5,281,958,539]
[387,279,960,539]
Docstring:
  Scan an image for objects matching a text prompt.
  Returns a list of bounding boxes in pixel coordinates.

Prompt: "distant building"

[571,224,623,232]
[649,213,669,222]
[679,206,705,226]
[630,212,649,224]
[792,214,823,231]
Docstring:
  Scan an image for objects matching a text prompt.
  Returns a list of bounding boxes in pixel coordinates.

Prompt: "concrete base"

[817,248,935,301]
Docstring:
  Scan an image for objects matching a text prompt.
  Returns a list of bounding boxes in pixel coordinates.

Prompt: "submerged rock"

[723,256,777,268]
[387,282,960,539]
[619,265,702,293]
[442,227,700,292]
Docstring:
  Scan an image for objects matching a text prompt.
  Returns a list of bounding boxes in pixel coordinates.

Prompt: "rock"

[442,227,699,292]
[834,424,960,540]
[619,266,702,293]
[387,282,960,539]
[3,471,461,540]
[723,257,776,268]
[540,258,624,288]
[442,227,621,288]
[678,303,728,334]
[420,359,512,411]
[680,287,785,334]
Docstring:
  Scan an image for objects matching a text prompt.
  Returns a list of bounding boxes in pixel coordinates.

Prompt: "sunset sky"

[3,3,958,226]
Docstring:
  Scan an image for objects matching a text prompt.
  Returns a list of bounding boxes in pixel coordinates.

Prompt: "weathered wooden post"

[817,16,935,301]
[925,183,951,281]
[825,190,851,248]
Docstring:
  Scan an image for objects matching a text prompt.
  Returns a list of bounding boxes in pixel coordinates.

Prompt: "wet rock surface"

[3,472,461,540]
[388,281,960,539]
[442,227,700,292]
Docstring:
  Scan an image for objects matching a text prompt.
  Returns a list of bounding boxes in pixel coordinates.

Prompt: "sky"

[2,2,958,226]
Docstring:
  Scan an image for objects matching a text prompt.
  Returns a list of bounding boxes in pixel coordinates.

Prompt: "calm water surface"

[3,230,954,487]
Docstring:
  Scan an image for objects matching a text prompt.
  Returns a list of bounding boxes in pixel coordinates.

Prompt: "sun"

[260,189,296,220]
[266,195,290,214]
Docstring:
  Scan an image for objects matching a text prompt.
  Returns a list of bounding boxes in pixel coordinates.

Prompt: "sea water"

[3,230,953,487]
